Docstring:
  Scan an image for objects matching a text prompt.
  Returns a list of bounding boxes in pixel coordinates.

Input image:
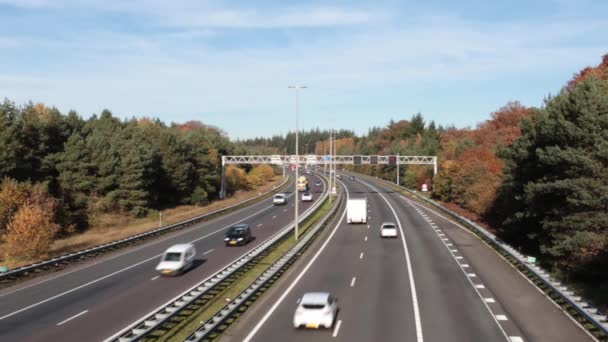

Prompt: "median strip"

[180,194,342,342]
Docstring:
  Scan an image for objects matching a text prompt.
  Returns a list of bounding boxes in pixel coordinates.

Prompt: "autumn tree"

[0,177,29,234]
[3,203,60,259]
[496,76,608,281]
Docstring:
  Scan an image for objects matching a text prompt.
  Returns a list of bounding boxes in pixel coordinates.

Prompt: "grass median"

[148,195,336,342]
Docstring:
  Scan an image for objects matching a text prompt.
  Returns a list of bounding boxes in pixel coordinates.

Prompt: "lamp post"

[288,85,306,241]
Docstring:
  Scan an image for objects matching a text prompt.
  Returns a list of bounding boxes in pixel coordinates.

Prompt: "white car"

[293,292,338,329]
[155,243,196,276]
[273,193,287,205]
[301,192,313,202]
[380,222,398,238]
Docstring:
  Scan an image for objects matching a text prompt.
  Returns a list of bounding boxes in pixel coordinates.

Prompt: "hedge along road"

[0,172,327,342]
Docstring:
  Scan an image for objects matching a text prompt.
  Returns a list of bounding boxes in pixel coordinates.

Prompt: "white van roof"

[165,243,193,254]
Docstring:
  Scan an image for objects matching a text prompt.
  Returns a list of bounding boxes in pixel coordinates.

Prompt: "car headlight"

[237,238,244,241]
[224,237,230,241]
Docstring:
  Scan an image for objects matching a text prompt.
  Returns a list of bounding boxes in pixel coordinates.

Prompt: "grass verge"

[147,196,336,342]
[0,177,286,270]
[360,173,608,340]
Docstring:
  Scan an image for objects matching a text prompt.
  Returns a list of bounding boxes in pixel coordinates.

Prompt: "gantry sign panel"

[219,154,438,199]
[222,155,437,166]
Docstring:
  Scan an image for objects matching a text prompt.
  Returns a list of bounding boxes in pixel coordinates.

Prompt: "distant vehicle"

[314,180,322,187]
[273,193,287,205]
[349,176,355,181]
[380,222,398,238]
[336,174,342,180]
[346,197,367,224]
[155,243,196,276]
[293,292,338,329]
[297,176,309,192]
[301,192,313,202]
[225,224,253,246]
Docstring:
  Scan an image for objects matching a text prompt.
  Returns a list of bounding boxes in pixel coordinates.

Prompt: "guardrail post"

[219,156,227,199]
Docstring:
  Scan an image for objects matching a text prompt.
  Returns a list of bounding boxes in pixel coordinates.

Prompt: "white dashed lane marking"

[57,310,88,326]
[203,249,214,255]
[332,319,342,337]
[359,252,364,259]
[350,277,356,287]
[150,276,160,281]
[257,223,263,227]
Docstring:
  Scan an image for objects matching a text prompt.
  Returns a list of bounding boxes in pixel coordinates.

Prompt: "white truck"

[346,197,367,224]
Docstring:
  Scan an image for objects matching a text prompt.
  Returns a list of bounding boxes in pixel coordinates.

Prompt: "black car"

[225,224,253,246]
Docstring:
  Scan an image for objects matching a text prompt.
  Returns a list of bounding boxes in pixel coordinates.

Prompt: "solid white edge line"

[332,319,343,337]
[393,194,511,342]
[0,180,296,298]
[403,194,595,342]
[242,181,349,342]
[102,175,329,342]
[358,179,424,342]
[57,309,88,326]
[1,180,308,322]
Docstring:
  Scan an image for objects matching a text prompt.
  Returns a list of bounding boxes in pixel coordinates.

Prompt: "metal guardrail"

[185,190,343,342]
[0,176,290,284]
[361,173,608,338]
[105,178,330,342]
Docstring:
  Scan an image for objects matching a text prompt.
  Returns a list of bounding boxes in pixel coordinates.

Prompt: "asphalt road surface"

[0,173,327,342]
[223,173,592,342]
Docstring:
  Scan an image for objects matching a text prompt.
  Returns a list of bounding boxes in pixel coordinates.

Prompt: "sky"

[0,0,607,139]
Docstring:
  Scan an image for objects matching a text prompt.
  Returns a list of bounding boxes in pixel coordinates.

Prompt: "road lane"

[234,177,420,342]
[0,173,327,342]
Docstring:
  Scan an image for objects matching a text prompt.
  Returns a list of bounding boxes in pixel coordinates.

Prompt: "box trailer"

[347,198,367,224]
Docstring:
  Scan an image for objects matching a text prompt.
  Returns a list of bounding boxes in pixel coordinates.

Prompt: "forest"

[1,53,606,307]
[0,105,275,260]
[246,54,608,306]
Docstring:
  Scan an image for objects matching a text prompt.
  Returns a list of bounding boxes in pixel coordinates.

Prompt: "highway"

[0,173,326,342]
[223,173,593,342]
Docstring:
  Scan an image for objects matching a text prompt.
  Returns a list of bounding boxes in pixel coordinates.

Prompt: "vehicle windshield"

[383,225,396,229]
[163,252,182,262]
[228,228,246,237]
[302,303,326,309]
[275,194,284,199]
[304,193,311,196]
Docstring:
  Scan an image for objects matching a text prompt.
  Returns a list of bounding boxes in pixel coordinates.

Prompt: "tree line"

[0,103,268,259]
[242,54,608,307]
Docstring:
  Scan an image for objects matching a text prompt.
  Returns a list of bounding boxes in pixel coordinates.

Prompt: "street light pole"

[288,85,306,241]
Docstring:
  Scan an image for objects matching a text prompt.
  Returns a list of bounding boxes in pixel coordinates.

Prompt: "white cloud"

[1,2,607,138]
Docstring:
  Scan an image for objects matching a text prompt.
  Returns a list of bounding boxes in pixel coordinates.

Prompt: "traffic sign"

[353,155,362,165]
[388,155,397,165]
